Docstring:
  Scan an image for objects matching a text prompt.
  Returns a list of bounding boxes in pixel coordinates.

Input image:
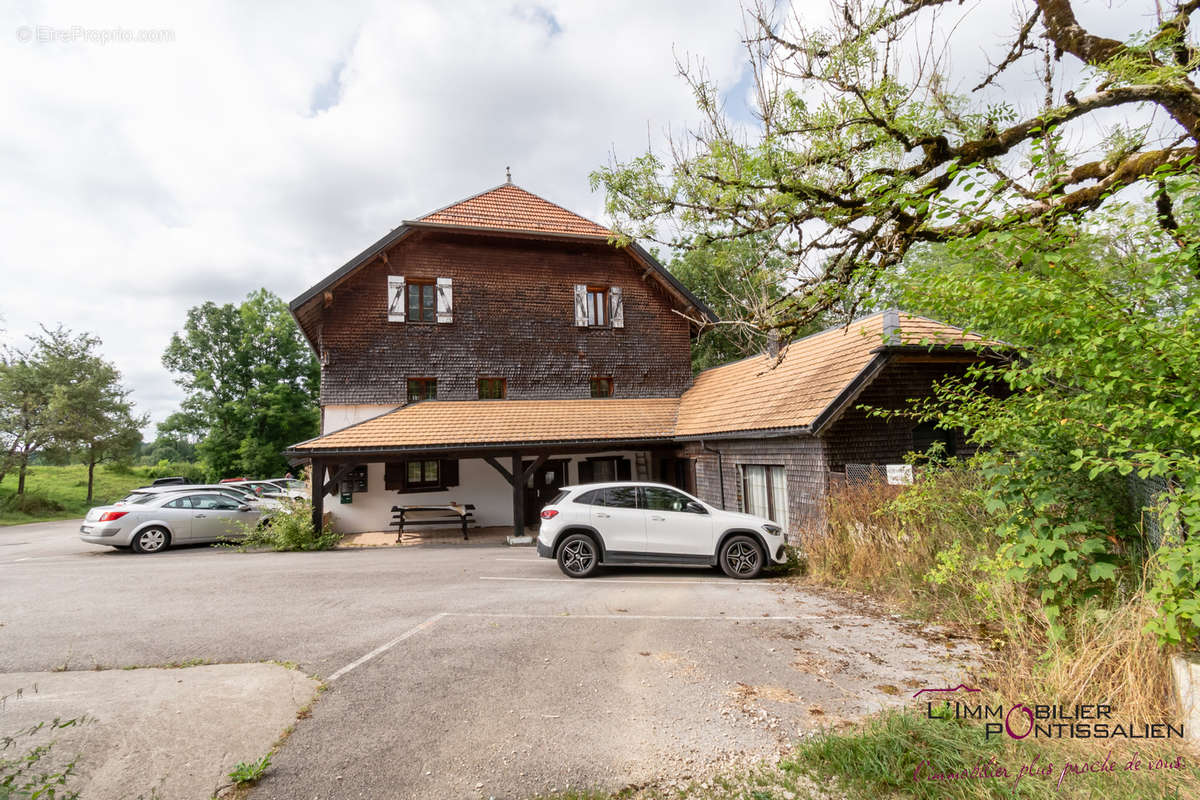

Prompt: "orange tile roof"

[290,313,986,452]
[674,312,986,437]
[416,183,612,238]
[292,398,680,452]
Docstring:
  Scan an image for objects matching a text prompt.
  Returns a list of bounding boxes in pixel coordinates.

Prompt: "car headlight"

[762,523,782,536]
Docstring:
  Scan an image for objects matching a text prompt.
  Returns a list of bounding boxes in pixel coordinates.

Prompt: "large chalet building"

[284,180,985,538]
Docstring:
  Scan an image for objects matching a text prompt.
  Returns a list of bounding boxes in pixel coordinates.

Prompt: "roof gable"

[415,183,611,238]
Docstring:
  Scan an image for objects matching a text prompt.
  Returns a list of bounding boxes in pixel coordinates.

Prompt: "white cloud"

[0,0,747,433]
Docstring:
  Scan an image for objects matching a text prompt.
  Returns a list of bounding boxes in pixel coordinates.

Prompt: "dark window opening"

[385,459,460,492]
[912,422,958,457]
[578,456,631,483]
[478,377,506,399]
[590,377,614,398]
[407,378,437,403]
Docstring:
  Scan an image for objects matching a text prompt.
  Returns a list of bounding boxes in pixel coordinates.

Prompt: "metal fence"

[1128,473,1176,549]
[845,463,889,486]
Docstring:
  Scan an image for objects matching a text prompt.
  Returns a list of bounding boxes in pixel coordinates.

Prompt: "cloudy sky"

[0,0,1157,436]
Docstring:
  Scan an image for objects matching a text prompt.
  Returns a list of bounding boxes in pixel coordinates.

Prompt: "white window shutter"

[436,277,453,323]
[574,284,588,327]
[387,276,406,322]
[610,287,624,328]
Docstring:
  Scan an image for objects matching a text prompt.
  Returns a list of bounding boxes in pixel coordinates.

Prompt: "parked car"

[224,480,288,499]
[80,490,266,553]
[536,482,787,579]
[149,476,191,486]
[117,484,284,511]
[264,478,309,499]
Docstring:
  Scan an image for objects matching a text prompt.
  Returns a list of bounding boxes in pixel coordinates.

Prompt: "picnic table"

[390,503,476,540]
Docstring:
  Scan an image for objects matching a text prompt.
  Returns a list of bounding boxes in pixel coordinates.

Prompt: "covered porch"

[282,398,691,539]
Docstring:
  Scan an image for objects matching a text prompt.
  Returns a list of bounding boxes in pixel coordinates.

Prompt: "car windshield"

[121,492,157,504]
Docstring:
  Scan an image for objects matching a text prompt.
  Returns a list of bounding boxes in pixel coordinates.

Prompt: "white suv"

[535,482,788,579]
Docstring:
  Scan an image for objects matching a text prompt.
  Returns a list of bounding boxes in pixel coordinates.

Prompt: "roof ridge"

[416,181,611,236]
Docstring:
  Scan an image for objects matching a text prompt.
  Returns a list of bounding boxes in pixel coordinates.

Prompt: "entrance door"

[524,459,568,522]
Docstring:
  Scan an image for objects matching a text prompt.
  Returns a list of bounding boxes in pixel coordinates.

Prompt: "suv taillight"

[98,511,129,522]
[540,509,559,519]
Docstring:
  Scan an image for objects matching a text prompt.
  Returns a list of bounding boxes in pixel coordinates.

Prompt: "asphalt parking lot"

[1,520,978,799]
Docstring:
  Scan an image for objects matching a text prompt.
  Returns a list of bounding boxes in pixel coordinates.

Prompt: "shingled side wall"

[682,437,828,532]
[315,229,694,406]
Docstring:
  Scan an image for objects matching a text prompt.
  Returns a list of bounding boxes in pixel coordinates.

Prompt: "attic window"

[590,377,613,398]
[586,287,608,326]
[407,280,436,323]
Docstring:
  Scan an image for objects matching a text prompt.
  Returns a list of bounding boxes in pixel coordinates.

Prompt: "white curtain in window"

[769,467,789,530]
[744,465,769,518]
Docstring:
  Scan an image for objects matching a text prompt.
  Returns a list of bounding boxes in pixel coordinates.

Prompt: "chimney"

[883,308,901,344]
[766,329,780,358]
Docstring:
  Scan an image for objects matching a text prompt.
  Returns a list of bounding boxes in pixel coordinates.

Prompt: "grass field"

[0,464,153,526]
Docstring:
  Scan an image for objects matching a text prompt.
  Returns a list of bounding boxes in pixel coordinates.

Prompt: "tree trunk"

[86,451,97,504]
[17,461,27,496]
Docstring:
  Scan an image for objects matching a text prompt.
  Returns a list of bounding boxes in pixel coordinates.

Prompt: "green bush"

[224,499,339,552]
[0,493,66,515]
[142,461,206,484]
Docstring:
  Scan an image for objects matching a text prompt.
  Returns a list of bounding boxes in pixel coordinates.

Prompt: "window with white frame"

[740,465,788,530]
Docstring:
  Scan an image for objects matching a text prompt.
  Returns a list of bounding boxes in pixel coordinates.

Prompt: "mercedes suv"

[535,482,788,579]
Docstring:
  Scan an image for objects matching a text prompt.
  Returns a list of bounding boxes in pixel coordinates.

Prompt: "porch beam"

[511,453,525,536]
[519,453,549,484]
[483,456,514,484]
[310,459,325,534]
[322,462,361,496]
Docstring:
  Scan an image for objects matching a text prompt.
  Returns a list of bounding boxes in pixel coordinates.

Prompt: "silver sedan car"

[80,491,265,553]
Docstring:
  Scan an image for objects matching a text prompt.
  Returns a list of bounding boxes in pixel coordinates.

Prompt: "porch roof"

[287,398,681,456]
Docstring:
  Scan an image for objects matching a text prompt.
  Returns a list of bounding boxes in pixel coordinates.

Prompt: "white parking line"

[328,613,448,681]
[479,576,751,586]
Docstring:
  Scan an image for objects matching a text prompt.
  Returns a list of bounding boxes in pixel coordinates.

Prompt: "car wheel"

[719,535,763,579]
[556,533,599,578]
[131,527,170,554]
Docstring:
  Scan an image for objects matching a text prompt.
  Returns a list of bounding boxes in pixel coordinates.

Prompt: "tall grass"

[799,459,1180,730]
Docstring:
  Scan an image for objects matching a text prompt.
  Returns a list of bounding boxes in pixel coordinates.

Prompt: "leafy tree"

[593,0,1200,644]
[44,355,147,503]
[162,289,319,479]
[593,0,1200,331]
[668,237,815,370]
[0,327,136,496]
[882,197,1200,642]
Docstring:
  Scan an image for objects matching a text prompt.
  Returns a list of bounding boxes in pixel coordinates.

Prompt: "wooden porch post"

[310,459,325,534]
[511,452,525,537]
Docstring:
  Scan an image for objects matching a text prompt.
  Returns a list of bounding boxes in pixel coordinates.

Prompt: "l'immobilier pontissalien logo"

[914,684,1185,741]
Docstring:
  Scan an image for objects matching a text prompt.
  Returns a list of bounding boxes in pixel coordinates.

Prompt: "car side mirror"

[686,501,707,514]
[238,504,252,512]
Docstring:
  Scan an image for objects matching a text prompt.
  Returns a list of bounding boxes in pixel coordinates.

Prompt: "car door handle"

[194,514,207,518]
[650,515,665,521]
[595,512,611,518]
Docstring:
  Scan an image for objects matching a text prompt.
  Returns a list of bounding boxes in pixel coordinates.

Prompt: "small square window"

[590,377,614,398]
[407,378,437,403]
[478,377,506,399]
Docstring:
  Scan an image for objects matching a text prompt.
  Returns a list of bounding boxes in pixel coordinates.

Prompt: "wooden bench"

[390,504,476,540]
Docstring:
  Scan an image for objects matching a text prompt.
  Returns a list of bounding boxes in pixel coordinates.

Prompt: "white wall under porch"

[324,450,648,535]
